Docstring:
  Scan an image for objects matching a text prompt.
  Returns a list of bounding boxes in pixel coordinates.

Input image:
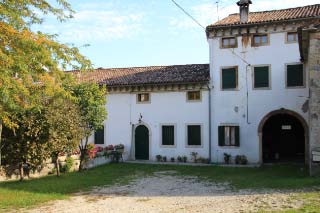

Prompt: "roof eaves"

[206,16,320,31]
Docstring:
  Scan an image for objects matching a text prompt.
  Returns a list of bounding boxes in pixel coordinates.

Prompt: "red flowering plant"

[86,144,97,159]
[105,145,114,151]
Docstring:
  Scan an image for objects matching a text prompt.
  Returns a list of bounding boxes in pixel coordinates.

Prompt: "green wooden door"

[135,125,149,160]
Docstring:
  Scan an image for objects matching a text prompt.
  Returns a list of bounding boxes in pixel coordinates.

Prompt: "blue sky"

[39,0,320,68]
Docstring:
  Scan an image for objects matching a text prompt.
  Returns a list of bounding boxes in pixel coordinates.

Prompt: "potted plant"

[114,144,124,153]
[191,152,198,163]
[170,157,175,162]
[156,155,162,162]
[182,156,187,163]
[224,153,231,164]
[177,156,182,162]
[235,155,248,165]
[162,156,167,162]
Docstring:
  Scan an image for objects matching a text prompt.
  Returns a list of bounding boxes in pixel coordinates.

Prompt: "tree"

[45,96,85,176]
[71,82,107,171]
[0,0,91,165]
[2,109,49,181]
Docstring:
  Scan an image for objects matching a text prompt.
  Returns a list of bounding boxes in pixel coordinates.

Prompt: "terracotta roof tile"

[207,4,320,29]
[71,64,210,86]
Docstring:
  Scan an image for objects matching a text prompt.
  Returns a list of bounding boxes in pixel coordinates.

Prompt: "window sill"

[160,145,176,148]
[218,146,240,149]
[186,145,203,148]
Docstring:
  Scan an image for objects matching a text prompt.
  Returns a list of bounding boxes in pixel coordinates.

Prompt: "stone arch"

[257,108,309,164]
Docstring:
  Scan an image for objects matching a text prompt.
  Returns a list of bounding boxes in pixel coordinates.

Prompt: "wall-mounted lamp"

[138,113,143,123]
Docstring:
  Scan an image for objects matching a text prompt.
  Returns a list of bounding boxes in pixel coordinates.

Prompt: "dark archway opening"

[135,125,149,160]
[262,113,305,163]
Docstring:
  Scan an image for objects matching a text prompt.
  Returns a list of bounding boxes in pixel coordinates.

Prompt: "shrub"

[182,156,187,163]
[177,156,182,162]
[191,152,198,163]
[162,156,167,162]
[224,153,231,164]
[65,156,74,172]
[170,157,175,162]
[235,155,248,165]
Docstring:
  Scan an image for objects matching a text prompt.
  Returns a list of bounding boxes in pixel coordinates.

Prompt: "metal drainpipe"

[207,83,212,163]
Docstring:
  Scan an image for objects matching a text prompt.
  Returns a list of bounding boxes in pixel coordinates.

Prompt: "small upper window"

[287,32,298,43]
[286,64,304,88]
[137,93,150,103]
[187,91,201,101]
[221,37,237,48]
[252,34,268,46]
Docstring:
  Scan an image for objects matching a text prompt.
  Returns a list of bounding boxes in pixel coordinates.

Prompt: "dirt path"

[27,171,302,213]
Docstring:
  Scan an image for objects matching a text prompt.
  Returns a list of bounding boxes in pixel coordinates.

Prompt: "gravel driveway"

[28,171,302,213]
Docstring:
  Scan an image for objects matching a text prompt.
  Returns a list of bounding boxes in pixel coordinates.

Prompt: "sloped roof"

[71,64,210,86]
[207,4,320,29]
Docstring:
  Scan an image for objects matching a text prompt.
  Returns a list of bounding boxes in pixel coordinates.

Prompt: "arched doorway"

[259,110,308,163]
[135,125,149,160]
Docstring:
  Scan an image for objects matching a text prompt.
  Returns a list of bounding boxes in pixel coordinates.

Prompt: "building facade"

[206,3,319,164]
[77,3,320,167]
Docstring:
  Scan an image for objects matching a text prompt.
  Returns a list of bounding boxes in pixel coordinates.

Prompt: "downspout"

[207,83,212,162]
[245,64,251,124]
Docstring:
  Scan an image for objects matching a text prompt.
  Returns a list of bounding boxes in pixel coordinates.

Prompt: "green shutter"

[254,66,269,88]
[218,126,225,146]
[162,126,174,145]
[235,126,240,147]
[188,125,201,145]
[94,127,104,145]
[222,68,237,89]
[287,64,303,87]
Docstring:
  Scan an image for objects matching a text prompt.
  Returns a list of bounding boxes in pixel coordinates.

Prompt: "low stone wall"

[83,156,111,169]
[0,155,111,182]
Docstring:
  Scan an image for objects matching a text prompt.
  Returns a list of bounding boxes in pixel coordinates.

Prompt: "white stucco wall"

[95,91,210,162]
[208,31,309,163]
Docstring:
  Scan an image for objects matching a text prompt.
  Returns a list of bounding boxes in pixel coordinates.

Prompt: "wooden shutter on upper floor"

[254,66,269,88]
[222,67,237,89]
[287,64,304,87]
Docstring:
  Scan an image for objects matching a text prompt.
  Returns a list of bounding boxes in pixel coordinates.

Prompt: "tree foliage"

[45,96,85,176]
[0,0,92,166]
[71,82,107,171]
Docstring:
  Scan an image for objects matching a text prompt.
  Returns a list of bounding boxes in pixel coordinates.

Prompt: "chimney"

[237,0,252,23]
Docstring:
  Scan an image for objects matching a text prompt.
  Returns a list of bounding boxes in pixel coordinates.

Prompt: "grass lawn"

[0,163,319,212]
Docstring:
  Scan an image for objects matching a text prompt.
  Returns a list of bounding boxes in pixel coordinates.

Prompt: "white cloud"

[40,4,145,43]
[170,0,320,30]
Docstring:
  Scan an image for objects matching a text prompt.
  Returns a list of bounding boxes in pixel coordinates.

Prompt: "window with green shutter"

[162,125,175,146]
[218,126,239,147]
[187,125,201,146]
[254,66,270,89]
[94,127,104,145]
[287,64,304,87]
[221,67,238,90]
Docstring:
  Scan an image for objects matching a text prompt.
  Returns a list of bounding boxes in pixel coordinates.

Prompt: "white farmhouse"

[76,64,211,161]
[75,2,320,168]
[206,2,319,165]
